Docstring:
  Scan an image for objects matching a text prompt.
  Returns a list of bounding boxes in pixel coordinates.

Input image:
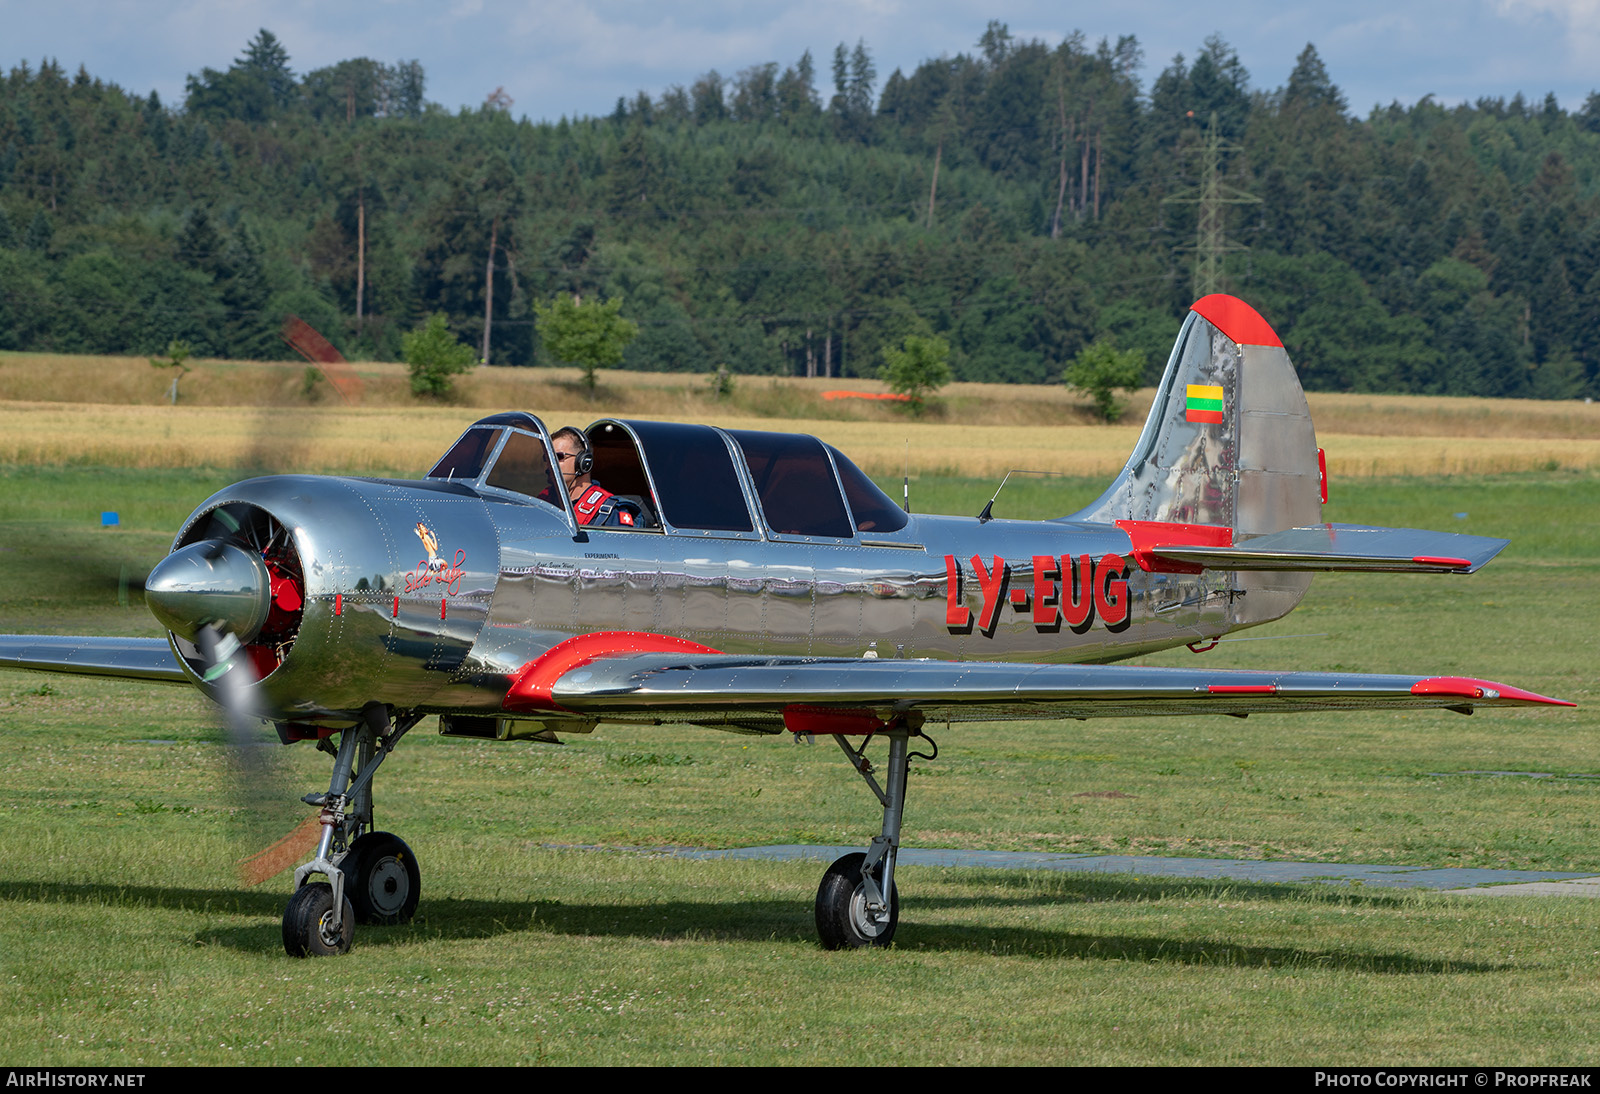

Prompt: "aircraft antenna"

[977,469,1069,523]
[977,471,1012,523]
[903,440,911,514]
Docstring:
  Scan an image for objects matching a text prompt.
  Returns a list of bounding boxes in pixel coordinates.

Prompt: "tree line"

[2,25,1598,399]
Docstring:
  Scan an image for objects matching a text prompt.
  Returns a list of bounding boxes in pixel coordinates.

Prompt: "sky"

[4,0,1599,122]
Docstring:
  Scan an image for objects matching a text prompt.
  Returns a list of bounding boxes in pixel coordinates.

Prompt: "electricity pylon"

[1164,112,1259,298]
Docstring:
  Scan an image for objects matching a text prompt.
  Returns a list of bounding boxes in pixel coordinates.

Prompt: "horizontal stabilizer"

[1148,524,1508,574]
[0,635,188,684]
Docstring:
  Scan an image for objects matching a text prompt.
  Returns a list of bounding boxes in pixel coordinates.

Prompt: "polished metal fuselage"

[171,472,1303,725]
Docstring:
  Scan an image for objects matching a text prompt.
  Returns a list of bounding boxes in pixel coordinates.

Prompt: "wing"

[505,643,1572,735]
[0,635,188,684]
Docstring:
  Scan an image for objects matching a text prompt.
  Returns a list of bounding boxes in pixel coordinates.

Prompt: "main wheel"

[340,831,421,926]
[282,882,354,957]
[815,851,898,950]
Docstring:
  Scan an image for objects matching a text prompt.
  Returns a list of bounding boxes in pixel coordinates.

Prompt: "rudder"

[1069,294,1321,538]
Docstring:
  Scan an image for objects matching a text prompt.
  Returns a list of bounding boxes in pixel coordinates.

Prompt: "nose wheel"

[282,882,355,957]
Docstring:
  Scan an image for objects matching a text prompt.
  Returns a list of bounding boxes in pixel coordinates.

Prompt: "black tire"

[282,882,354,957]
[814,851,898,950]
[340,831,421,926]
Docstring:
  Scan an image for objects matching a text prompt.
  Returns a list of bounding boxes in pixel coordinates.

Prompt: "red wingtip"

[1412,556,1472,569]
[1190,295,1283,348]
[1411,676,1576,707]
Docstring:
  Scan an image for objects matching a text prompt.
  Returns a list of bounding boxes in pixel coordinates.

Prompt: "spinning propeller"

[108,316,361,880]
[143,491,322,882]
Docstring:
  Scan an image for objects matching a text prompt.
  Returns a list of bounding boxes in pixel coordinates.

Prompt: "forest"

[2,24,1599,398]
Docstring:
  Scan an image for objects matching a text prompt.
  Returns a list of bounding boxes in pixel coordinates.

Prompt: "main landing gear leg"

[815,716,933,950]
[282,704,423,958]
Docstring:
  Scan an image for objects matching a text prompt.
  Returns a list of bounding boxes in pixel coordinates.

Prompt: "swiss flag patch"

[618,510,634,525]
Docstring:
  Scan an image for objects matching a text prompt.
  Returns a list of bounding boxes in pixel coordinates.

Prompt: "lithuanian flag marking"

[1185,384,1224,424]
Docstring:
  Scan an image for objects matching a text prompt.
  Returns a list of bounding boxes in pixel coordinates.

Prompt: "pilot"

[550,426,648,528]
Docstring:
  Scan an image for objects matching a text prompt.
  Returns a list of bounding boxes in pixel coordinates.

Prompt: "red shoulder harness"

[573,485,614,525]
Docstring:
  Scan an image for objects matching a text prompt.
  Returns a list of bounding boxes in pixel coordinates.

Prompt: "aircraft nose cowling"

[145,541,272,644]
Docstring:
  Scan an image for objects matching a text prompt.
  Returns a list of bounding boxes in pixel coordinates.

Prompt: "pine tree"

[1283,43,1347,115]
[777,51,819,118]
[24,211,52,252]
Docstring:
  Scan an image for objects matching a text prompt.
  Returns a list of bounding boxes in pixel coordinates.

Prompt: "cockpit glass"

[485,429,560,508]
[827,446,909,533]
[427,428,500,481]
[629,421,754,532]
[730,430,853,538]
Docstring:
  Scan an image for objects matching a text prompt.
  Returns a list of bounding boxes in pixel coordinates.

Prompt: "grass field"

[1,370,1598,1065]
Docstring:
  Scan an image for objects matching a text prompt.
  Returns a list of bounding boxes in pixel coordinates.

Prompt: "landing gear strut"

[814,719,933,950]
[282,704,423,957]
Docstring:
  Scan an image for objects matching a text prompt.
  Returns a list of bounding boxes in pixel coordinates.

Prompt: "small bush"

[1063,340,1146,422]
[880,334,952,417]
[402,314,476,399]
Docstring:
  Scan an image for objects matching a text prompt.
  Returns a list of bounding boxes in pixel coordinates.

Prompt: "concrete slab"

[650,844,1600,895]
[1450,876,1600,898]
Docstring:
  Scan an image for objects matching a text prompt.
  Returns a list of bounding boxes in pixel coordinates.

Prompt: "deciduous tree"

[1063,339,1144,422]
[880,334,951,416]
[403,313,475,398]
[533,293,639,398]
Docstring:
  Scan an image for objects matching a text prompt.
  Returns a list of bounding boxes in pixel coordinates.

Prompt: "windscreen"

[827,445,909,533]
[484,429,561,508]
[427,428,500,481]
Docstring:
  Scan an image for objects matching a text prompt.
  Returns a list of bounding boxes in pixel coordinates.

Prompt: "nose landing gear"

[281,704,424,957]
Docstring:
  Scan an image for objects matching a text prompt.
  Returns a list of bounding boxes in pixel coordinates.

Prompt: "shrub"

[402,314,476,399]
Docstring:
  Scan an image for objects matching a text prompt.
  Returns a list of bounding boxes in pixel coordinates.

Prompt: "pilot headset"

[558,428,594,476]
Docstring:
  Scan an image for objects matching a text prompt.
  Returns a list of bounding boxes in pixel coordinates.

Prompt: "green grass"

[1,467,1598,1064]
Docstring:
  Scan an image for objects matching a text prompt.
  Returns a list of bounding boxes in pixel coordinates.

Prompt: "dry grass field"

[0,348,1593,479]
[1,350,1597,480]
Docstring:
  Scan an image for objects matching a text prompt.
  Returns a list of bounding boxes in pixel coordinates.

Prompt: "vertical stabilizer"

[1070,295,1320,536]
[1068,295,1322,628]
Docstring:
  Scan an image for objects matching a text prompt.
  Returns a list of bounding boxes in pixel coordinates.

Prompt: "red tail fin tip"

[1190,295,1283,348]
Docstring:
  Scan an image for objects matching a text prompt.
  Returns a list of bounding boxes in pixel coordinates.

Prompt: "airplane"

[0,293,1573,957]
